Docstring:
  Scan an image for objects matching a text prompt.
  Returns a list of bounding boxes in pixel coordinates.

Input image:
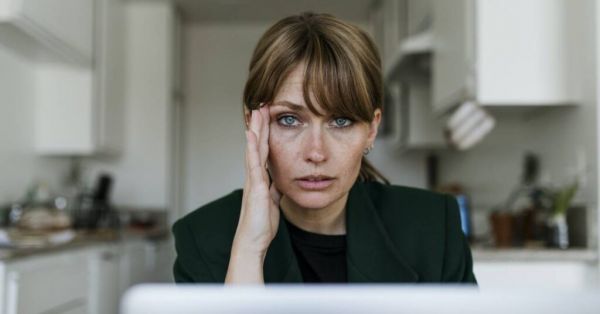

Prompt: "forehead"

[271,65,325,114]
[272,65,304,102]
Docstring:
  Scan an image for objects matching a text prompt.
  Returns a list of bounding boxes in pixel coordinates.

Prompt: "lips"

[296,175,335,190]
[298,175,334,181]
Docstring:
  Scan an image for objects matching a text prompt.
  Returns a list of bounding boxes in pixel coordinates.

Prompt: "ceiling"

[172,0,375,23]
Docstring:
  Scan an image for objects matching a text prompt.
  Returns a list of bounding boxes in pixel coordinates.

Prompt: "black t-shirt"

[283,217,348,283]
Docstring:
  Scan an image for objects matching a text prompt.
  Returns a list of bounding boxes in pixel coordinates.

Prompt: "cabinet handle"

[101,251,116,261]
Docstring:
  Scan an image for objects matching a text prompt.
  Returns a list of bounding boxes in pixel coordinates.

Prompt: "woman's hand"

[226,104,282,284]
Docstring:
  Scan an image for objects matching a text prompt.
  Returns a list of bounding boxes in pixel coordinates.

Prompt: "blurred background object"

[0,0,599,312]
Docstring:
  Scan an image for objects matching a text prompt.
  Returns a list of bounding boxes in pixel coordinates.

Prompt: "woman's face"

[265,64,381,210]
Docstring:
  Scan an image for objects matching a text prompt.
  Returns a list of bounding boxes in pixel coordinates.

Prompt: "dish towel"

[445,101,496,150]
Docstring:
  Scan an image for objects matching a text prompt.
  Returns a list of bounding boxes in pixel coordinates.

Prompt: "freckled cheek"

[328,133,366,156]
[327,133,366,174]
[337,149,363,175]
[267,130,301,176]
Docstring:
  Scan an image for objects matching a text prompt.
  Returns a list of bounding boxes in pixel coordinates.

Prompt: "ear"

[366,108,382,145]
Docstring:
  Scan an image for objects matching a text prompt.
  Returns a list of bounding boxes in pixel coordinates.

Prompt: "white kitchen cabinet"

[0,0,94,65]
[96,239,172,314]
[2,250,90,314]
[473,261,599,290]
[432,0,577,114]
[377,0,436,81]
[384,77,446,151]
[34,0,125,155]
[400,78,446,149]
[0,238,172,314]
[94,0,126,155]
[373,0,445,151]
[89,244,121,314]
[143,239,175,283]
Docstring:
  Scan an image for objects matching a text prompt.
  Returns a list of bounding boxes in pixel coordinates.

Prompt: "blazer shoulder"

[171,189,243,260]
[171,189,243,283]
[173,189,243,235]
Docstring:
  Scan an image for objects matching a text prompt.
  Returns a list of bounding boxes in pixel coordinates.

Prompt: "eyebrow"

[270,101,307,112]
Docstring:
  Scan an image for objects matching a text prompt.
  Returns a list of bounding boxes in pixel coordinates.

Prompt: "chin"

[286,190,339,210]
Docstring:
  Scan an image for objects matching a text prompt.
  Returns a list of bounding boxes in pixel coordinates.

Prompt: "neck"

[280,193,348,235]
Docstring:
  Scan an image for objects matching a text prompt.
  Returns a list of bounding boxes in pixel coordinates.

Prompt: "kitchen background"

[0,0,599,313]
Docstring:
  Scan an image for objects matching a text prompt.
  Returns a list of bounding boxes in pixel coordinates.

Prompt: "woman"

[172,12,477,284]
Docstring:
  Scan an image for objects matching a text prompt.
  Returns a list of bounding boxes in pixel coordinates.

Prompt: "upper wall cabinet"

[372,0,432,81]
[432,0,577,114]
[373,0,445,151]
[34,0,124,155]
[0,0,94,65]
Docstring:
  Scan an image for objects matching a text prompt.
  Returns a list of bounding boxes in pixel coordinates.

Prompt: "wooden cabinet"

[0,0,94,65]
[33,0,125,155]
[432,0,577,113]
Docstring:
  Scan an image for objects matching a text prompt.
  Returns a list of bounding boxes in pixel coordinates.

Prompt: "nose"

[303,125,327,164]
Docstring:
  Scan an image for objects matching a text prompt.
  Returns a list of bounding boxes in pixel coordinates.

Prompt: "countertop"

[472,247,599,263]
[0,226,169,261]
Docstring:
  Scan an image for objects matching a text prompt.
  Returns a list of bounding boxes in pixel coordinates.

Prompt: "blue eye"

[278,115,300,127]
[331,117,353,128]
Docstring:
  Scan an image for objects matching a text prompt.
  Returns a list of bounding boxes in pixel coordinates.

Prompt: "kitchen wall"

[0,42,70,204]
[437,0,598,244]
[82,1,176,210]
[180,20,427,215]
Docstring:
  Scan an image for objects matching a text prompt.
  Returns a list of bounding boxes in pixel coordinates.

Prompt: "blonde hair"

[243,12,389,184]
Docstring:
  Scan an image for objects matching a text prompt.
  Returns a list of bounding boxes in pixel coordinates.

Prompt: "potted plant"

[547,180,579,249]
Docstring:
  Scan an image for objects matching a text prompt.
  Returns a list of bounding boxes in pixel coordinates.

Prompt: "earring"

[363,144,374,155]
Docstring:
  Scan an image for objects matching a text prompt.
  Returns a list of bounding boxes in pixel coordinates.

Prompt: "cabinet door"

[432,0,474,113]
[2,0,94,64]
[146,239,175,283]
[5,251,89,314]
[119,241,149,295]
[95,0,125,154]
[89,245,121,314]
[404,78,446,148]
[476,0,572,105]
[34,0,125,155]
[35,63,96,155]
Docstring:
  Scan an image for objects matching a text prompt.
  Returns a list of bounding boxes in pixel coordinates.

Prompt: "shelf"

[384,30,433,82]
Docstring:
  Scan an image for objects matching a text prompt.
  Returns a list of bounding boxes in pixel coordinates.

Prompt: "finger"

[258,106,270,165]
[251,109,262,144]
[245,128,266,187]
[244,129,252,176]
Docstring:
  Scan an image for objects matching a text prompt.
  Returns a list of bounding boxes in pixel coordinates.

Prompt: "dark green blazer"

[172,180,477,284]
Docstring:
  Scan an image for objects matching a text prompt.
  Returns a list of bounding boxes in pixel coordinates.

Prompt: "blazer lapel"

[346,181,419,283]
[263,213,303,283]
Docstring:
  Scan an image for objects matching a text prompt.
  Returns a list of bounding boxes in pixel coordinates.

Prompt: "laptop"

[121,284,599,314]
